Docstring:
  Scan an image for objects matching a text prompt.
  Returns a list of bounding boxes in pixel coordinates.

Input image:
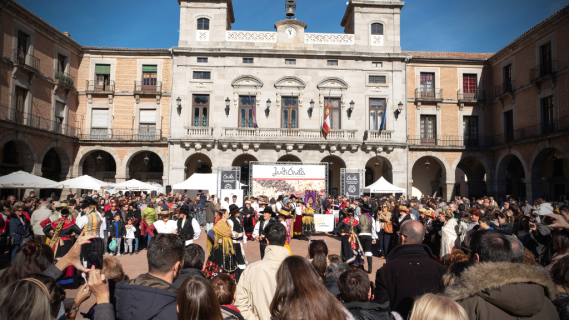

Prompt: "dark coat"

[344,302,395,320]
[374,244,446,318]
[176,216,195,241]
[109,220,126,238]
[9,215,30,244]
[494,222,514,235]
[172,268,206,289]
[445,262,559,320]
[103,211,115,231]
[204,201,216,223]
[555,292,569,320]
[391,213,412,234]
[127,210,142,237]
[114,273,177,320]
[324,276,341,298]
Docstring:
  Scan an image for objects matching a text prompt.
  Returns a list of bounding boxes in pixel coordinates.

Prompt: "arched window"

[197,18,210,30]
[371,23,383,35]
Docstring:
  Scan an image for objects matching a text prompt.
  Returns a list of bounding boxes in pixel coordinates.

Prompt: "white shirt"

[251,202,260,213]
[125,225,137,239]
[276,202,283,212]
[221,201,230,212]
[76,211,104,238]
[179,217,201,245]
[152,220,178,234]
[252,219,272,238]
[227,219,247,243]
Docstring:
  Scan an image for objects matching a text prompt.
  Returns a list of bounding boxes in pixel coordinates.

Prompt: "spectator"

[551,255,569,320]
[442,261,469,287]
[522,247,542,267]
[9,205,32,261]
[211,274,245,320]
[173,244,207,289]
[235,222,290,320]
[409,293,468,320]
[338,269,397,319]
[443,249,467,267]
[493,211,514,235]
[108,213,126,256]
[445,230,558,320]
[269,256,353,320]
[328,254,342,263]
[324,261,350,298]
[374,220,446,318]
[308,239,328,279]
[177,275,224,320]
[115,233,185,320]
[546,230,569,271]
[30,198,51,244]
[205,196,216,232]
[0,275,57,320]
[84,256,127,320]
[506,235,524,263]
[0,241,54,286]
[124,217,137,255]
[439,209,459,261]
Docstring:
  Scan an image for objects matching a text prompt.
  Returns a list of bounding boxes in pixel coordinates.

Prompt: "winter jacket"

[324,276,341,298]
[142,207,157,226]
[9,215,30,244]
[205,201,216,223]
[343,301,396,320]
[555,286,569,320]
[531,224,554,266]
[445,262,559,320]
[235,245,291,320]
[30,205,52,235]
[109,220,126,238]
[114,273,177,320]
[172,267,206,289]
[374,244,446,318]
[221,305,245,320]
[494,222,514,235]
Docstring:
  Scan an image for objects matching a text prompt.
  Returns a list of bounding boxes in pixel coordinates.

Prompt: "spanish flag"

[322,100,331,137]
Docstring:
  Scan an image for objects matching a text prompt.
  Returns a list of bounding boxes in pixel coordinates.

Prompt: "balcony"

[457,89,485,103]
[415,89,443,102]
[86,80,115,94]
[221,128,357,140]
[0,104,78,138]
[13,49,40,72]
[364,130,393,141]
[494,80,515,98]
[408,135,466,148]
[186,127,214,137]
[54,69,75,88]
[134,81,162,94]
[530,60,557,82]
[78,128,162,141]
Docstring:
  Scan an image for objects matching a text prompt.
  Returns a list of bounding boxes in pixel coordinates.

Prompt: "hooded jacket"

[234,245,291,320]
[114,273,178,320]
[555,286,569,320]
[205,201,216,223]
[445,262,559,320]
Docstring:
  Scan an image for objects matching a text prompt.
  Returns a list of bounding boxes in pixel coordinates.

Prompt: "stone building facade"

[0,0,567,202]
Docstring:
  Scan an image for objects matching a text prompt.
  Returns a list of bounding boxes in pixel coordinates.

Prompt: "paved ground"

[62,230,387,319]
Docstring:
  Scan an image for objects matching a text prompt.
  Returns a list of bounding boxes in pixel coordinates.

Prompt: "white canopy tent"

[0,171,60,189]
[363,177,406,194]
[113,179,159,191]
[173,173,247,198]
[46,175,115,190]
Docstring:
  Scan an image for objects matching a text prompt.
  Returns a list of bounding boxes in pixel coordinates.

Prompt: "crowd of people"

[0,189,568,320]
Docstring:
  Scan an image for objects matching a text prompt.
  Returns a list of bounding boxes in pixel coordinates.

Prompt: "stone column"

[444,183,455,202]
[495,179,507,199]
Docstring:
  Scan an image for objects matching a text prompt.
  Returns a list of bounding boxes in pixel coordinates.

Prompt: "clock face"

[285,27,297,38]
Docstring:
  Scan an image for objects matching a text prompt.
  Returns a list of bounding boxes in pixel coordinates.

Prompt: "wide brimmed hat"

[262,207,274,215]
[397,205,408,212]
[80,197,97,209]
[244,200,251,205]
[229,204,241,213]
[179,204,190,214]
[418,208,426,214]
[158,204,171,216]
[56,201,68,209]
[424,209,435,219]
[279,207,293,217]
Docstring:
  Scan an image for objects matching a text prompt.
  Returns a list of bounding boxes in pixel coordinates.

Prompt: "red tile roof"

[403,51,494,60]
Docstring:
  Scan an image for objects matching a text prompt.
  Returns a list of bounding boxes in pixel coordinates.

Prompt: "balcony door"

[463,74,477,100]
[420,73,435,98]
[324,98,341,130]
[463,116,478,146]
[504,110,514,142]
[420,115,436,145]
[541,96,554,134]
[540,43,552,75]
[139,109,157,140]
[91,109,109,139]
[95,64,111,91]
[14,86,27,124]
[239,96,256,128]
[369,98,386,131]
[17,31,29,64]
[281,97,298,129]
[142,65,157,91]
[192,95,209,127]
[503,65,512,91]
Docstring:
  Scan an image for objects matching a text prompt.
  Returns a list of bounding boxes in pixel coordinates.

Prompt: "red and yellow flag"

[322,100,331,137]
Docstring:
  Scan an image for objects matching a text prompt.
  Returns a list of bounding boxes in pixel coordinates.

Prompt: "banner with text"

[252,164,326,198]
[314,214,335,232]
[220,171,237,190]
[344,173,360,197]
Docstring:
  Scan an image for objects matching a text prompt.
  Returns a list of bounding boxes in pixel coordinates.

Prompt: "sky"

[17,0,568,53]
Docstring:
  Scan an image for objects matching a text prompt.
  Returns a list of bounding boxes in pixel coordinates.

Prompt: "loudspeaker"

[166,185,172,194]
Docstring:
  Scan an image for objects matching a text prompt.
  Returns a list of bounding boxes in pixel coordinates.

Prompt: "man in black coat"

[172,243,207,289]
[374,220,446,318]
[177,205,201,247]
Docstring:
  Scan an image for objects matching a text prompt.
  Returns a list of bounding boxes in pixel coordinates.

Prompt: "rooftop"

[403,51,494,60]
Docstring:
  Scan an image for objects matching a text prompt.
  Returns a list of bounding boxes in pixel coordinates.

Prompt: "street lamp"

[425,159,430,170]
[143,154,150,166]
[225,97,231,117]
[347,100,355,119]
[96,153,102,164]
[176,97,182,115]
[265,99,271,117]
[308,99,315,118]
[397,101,403,113]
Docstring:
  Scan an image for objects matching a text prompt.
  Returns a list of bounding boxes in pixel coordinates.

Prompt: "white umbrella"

[46,175,115,190]
[0,171,60,189]
[113,179,159,191]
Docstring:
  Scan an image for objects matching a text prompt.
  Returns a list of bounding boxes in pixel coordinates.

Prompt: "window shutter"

[142,65,158,72]
[140,109,156,123]
[55,102,65,118]
[91,109,109,128]
[95,64,111,75]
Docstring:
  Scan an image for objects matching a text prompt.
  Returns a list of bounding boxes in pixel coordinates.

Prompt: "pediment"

[274,76,306,89]
[317,77,349,90]
[231,75,264,88]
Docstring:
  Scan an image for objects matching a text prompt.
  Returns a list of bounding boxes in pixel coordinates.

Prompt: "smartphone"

[84,238,104,269]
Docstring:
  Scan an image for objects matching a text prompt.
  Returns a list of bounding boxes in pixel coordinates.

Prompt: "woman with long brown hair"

[177,275,224,320]
[270,256,353,320]
[308,240,328,279]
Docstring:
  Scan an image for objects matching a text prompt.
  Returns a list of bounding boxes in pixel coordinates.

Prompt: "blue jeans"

[146,233,152,246]
[377,230,391,258]
[134,237,139,251]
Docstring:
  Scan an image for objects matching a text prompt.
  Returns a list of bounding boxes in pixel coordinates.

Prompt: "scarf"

[207,220,234,258]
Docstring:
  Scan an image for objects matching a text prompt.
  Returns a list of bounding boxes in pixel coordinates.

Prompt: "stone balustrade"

[222,127,357,140]
[304,33,355,45]
[226,31,277,43]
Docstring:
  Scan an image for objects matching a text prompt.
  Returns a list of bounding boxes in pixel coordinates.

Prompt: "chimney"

[63,32,70,38]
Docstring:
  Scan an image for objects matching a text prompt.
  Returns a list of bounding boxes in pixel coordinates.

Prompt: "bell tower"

[285,0,297,20]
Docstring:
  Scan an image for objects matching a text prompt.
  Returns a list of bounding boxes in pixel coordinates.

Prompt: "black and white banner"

[344,173,360,197]
[220,171,237,190]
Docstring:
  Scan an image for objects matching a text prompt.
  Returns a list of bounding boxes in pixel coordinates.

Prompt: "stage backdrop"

[251,164,326,198]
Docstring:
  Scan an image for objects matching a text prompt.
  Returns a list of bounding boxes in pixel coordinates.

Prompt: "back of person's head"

[0,277,54,320]
[25,274,61,318]
[551,255,569,292]
[270,256,348,320]
[442,261,469,287]
[210,274,236,305]
[506,236,524,263]
[328,254,342,263]
[553,230,569,255]
[183,244,206,270]
[410,293,468,320]
[325,261,350,279]
[308,240,328,279]
[102,256,126,296]
[0,241,54,286]
[147,234,185,275]
[265,222,286,247]
[338,269,370,303]
[177,275,223,320]
[400,220,425,244]
[522,248,541,266]
[469,230,512,263]
[444,249,467,266]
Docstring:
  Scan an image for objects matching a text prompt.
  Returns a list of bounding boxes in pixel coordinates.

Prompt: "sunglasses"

[461,246,472,253]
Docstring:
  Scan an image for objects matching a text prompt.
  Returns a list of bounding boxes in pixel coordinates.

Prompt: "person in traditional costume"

[252,207,276,259]
[43,208,82,284]
[226,204,247,279]
[241,200,256,241]
[336,208,364,268]
[301,202,315,240]
[206,209,244,281]
[356,201,377,273]
[147,205,178,236]
[291,195,303,238]
[177,204,201,247]
[439,209,458,261]
[278,207,294,255]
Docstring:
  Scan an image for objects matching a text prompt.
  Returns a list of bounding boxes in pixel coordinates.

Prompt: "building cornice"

[82,47,171,56]
[341,0,405,26]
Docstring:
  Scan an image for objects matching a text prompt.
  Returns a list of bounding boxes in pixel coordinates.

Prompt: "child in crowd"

[211,274,245,320]
[125,217,137,255]
[109,212,126,256]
